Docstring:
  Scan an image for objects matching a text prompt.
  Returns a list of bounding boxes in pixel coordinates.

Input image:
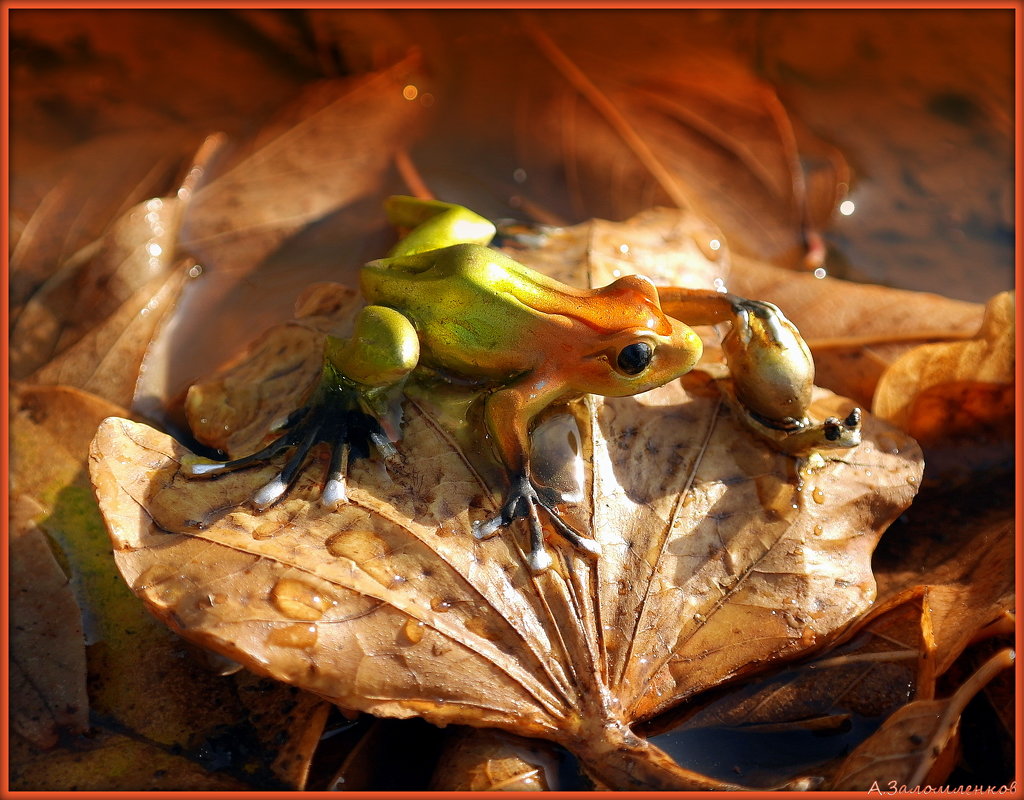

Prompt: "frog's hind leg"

[384,196,496,258]
[182,377,392,511]
[191,303,415,511]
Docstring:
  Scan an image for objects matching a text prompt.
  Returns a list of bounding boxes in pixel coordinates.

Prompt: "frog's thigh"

[325,306,419,387]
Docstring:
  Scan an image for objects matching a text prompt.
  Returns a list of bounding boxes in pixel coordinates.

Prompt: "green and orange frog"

[186,197,860,571]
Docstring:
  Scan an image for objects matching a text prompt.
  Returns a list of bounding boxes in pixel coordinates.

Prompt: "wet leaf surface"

[90,209,922,789]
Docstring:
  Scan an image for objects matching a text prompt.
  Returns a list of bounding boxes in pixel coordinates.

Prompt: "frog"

[185,196,861,572]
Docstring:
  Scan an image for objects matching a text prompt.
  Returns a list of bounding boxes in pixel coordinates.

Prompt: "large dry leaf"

[90,383,919,789]
[872,291,1014,484]
[90,210,921,789]
[9,131,221,381]
[8,384,331,790]
[28,265,189,408]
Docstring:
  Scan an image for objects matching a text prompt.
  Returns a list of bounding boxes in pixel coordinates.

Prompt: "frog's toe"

[822,407,862,447]
[474,474,599,571]
[472,513,505,540]
[320,440,351,509]
[248,419,323,510]
[526,547,553,573]
[181,433,294,478]
[321,476,349,509]
[252,475,290,510]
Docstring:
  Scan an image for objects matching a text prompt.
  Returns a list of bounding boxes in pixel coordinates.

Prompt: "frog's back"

[361,243,563,375]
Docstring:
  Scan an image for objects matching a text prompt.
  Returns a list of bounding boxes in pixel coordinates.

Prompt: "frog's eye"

[616,342,653,375]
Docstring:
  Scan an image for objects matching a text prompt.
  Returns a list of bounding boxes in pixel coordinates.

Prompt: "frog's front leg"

[183,306,417,509]
[471,377,600,573]
[658,287,861,454]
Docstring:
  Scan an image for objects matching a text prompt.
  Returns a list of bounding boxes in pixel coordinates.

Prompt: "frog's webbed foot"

[741,405,862,456]
[472,473,600,573]
[182,380,394,511]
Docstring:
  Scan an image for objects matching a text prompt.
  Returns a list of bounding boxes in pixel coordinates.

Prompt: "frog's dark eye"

[616,342,653,375]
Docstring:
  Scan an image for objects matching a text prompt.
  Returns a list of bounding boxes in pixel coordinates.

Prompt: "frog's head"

[573,275,703,397]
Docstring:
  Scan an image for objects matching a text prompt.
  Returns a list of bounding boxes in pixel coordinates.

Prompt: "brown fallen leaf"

[828,648,1014,790]
[872,291,1014,485]
[29,264,190,409]
[89,212,924,789]
[430,727,564,791]
[875,509,1014,680]
[9,494,89,748]
[92,374,919,790]
[9,134,220,381]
